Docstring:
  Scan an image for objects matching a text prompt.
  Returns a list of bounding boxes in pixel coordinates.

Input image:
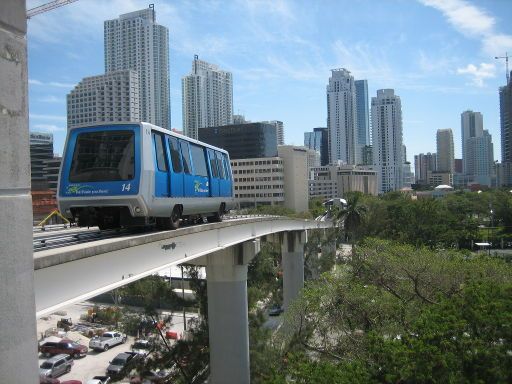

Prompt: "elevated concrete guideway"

[34,216,331,317]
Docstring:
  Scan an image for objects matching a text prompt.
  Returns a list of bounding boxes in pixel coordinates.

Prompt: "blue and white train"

[57,122,235,230]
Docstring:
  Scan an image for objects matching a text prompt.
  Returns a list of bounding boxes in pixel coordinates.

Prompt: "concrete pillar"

[206,241,259,384]
[281,231,306,311]
[0,1,39,383]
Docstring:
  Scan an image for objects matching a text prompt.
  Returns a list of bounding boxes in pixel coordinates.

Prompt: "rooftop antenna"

[495,52,509,84]
[149,4,155,22]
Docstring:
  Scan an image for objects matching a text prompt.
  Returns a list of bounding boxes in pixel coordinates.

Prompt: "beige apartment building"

[309,164,378,199]
[230,145,309,213]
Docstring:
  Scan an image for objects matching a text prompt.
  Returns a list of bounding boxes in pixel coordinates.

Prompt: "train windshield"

[69,130,135,182]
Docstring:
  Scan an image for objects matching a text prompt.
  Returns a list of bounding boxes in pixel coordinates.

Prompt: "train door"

[153,132,170,197]
[189,143,210,197]
[179,140,195,197]
[207,148,221,197]
[167,136,184,197]
[220,152,233,197]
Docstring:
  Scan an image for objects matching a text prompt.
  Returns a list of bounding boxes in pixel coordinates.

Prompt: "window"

[154,133,168,172]
[168,137,182,173]
[180,141,191,174]
[190,144,208,176]
[69,130,134,182]
[222,153,231,179]
[210,151,218,178]
[215,151,225,179]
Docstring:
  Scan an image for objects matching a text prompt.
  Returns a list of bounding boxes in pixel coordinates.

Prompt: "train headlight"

[135,206,141,214]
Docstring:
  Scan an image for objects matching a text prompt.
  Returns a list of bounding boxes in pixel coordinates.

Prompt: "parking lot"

[37,302,196,383]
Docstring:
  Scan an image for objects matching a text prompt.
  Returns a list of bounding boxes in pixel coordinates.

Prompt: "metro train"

[57,122,235,230]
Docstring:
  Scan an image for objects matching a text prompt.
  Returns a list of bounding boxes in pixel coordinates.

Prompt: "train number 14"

[122,183,131,192]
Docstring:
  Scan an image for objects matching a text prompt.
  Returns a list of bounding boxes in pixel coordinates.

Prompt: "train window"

[222,153,231,180]
[153,133,168,172]
[168,137,182,173]
[180,141,191,175]
[215,151,225,179]
[190,144,208,177]
[69,130,134,182]
[209,151,219,178]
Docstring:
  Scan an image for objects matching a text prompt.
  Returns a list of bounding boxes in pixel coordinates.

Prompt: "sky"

[27,0,512,162]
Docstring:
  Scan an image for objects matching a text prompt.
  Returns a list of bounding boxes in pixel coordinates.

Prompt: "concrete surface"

[0,1,39,382]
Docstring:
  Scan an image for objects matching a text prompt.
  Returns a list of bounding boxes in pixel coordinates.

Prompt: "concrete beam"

[206,241,259,384]
[0,1,39,383]
[281,231,306,311]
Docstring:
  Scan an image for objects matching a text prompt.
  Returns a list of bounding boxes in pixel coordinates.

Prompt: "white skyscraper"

[327,68,357,165]
[461,110,483,174]
[182,55,233,139]
[104,6,170,129]
[436,128,455,173]
[371,89,404,193]
[67,70,140,129]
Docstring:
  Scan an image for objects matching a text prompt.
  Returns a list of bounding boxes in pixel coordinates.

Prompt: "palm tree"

[337,192,367,246]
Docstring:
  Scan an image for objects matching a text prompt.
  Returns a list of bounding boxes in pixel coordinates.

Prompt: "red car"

[39,339,88,358]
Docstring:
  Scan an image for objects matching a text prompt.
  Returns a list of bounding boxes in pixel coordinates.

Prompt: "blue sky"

[27,0,512,162]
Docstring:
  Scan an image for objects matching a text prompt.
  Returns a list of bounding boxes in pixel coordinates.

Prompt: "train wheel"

[169,206,181,229]
[208,204,225,223]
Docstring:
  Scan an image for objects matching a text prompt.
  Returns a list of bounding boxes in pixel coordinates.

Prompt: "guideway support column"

[206,240,260,384]
[281,231,306,311]
[0,1,39,382]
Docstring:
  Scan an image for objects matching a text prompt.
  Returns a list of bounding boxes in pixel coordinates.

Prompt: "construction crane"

[495,52,510,84]
[26,0,78,19]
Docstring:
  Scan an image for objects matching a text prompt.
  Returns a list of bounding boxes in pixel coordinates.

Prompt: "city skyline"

[27,0,512,160]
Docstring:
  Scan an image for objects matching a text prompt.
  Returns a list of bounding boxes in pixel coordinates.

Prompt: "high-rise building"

[327,68,357,165]
[264,121,284,145]
[182,56,233,139]
[198,122,277,159]
[371,89,403,193]
[465,130,494,186]
[304,127,328,166]
[355,79,370,164]
[436,129,455,173]
[414,152,437,185]
[104,6,170,129]
[67,70,140,129]
[461,110,494,186]
[30,132,54,190]
[499,71,512,186]
[461,110,483,174]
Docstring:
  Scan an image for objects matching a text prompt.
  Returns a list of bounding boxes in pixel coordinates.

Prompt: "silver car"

[39,353,73,378]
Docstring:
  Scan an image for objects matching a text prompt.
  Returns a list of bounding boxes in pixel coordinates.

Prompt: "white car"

[89,331,127,352]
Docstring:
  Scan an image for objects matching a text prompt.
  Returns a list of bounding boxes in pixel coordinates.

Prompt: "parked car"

[268,305,283,316]
[40,354,74,379]
[89,331,127,352]
[39,339,88,358]
[106,352,138,377]
[131,339,153,358]
[85,376,111,384]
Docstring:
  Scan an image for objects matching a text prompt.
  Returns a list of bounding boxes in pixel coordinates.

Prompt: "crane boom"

[495,52,510,85]
[27,0,78,19]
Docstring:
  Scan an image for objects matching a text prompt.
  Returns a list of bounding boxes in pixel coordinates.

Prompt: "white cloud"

[456,62,496,87]
[419,0,512,56]
[419,0,494,37]
[30,113,66,121]
[32,124,65,132]
[29,79,75,88]
[37,95,63,103]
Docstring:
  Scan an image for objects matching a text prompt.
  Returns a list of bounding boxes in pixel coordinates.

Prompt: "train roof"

[67,121,231,155]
